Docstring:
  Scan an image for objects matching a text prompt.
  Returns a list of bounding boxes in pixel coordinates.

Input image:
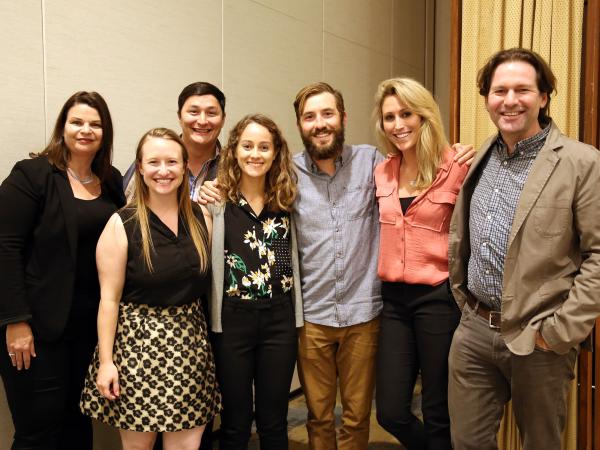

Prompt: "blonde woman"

[207,114,303,450]
[373,78,470,450]
[80,128,221,450]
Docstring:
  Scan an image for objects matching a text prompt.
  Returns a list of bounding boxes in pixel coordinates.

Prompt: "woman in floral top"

[207,114,303,450]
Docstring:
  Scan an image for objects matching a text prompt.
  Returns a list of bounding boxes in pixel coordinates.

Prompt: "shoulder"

[103,166,126,207]
[374,155,395,179]
[1,156,54,194]
[11,156,54,179]
[438,147,469,187]
[206,201,225,216]
[293,151,308,172]
[349,144,382,159]
[554,135,600,163]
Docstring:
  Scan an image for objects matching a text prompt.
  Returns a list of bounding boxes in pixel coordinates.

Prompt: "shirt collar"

[303,145,349,175]
[495,123,551,159]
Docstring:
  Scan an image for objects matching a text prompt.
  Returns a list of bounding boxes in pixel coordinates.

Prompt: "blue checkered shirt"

[467,125,551,310]
[293,145,383,327]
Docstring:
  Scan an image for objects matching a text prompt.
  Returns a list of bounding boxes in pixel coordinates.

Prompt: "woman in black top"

[80,128,220,450]
[0,91,125,450]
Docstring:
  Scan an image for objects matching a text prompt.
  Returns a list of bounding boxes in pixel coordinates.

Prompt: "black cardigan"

[0,156,126,341]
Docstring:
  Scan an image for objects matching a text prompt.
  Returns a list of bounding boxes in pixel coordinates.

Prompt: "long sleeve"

[0,159,46,326]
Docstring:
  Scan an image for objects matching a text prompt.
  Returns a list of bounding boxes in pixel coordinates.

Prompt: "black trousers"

[213,296,297,450]
[376,281,460,450]
[0,311,97,450]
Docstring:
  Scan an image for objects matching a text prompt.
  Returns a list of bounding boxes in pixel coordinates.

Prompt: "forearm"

[97,298,120,365]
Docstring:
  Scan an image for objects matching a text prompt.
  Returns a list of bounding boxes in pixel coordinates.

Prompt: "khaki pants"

[297,318,380,450]
[448,302,576,450]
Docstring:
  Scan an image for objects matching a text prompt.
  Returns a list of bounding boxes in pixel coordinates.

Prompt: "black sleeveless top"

[118,204,210,307]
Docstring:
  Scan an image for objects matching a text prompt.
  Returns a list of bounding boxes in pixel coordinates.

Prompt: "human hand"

[96,362,120,400]
[197,179,221,205]
[535,331,552,351]
[452,143,476,166]
[6,322,36,370]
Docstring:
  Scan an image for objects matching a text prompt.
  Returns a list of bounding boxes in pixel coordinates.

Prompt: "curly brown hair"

[217,114,297,212]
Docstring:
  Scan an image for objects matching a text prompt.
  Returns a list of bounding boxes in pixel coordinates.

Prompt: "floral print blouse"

[223,195,294,300]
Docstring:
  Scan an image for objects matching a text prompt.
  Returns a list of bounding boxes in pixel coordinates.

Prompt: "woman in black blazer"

[0,91,126,450]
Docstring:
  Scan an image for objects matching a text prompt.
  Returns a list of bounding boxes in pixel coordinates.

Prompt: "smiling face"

[298,92,346,161]
[381,95,422,155]
[235,122,276,184]
[178,94,225,148]
[138,137,186,198]
[62,103,103,158]
[485,61,548,148]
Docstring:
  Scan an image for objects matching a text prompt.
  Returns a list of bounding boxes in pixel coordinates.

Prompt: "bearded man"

[292,82,383,450]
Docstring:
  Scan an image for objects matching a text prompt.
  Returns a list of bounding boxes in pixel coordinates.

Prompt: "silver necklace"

[67,167,94,185]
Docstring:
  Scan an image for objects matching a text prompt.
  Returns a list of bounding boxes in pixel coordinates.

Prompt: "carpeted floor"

[231,385,423,449]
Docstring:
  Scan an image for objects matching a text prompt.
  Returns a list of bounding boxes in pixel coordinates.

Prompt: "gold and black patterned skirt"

[80,301,221,432]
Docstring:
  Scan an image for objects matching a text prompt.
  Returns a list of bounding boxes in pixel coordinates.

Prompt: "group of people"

[1,46,599,450]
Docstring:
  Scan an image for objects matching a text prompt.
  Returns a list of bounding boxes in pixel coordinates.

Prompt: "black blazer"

[0,156,126,341]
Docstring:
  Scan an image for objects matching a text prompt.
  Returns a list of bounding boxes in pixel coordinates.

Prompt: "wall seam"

[390,0,394,77]
[41,0,48,139]
[322,0,325,80]
[221,0,224,89]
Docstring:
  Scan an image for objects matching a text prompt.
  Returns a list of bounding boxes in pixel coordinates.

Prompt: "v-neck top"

[72,191,119,311]
[118,205,210,306]
[223,195,293,300]
[374,148,468,285]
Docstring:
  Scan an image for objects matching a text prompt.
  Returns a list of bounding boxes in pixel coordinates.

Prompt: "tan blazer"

[449,121,600,355]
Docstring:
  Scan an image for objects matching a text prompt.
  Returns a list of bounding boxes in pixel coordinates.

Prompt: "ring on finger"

[8,352,16,356]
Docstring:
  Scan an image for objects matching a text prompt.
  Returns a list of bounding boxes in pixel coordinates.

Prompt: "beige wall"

[0,1,450,448]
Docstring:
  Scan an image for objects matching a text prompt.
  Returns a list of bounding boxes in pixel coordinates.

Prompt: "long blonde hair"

[130,128,209,272]
[217,114,297,212]
[374,78,448,190]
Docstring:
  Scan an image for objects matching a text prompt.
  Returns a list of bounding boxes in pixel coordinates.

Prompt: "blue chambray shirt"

[293,144,383,327]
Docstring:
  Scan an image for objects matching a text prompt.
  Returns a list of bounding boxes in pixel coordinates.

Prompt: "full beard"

[302,126,345,161]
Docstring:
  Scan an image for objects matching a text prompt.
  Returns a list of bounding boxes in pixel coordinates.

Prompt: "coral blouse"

[374,148,468,285]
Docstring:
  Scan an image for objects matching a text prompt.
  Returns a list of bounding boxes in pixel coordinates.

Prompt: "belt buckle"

[488,310,501,329]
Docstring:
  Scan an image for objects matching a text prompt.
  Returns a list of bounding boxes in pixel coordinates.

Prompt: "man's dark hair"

[477,48,556,123]
[177,82,226,115]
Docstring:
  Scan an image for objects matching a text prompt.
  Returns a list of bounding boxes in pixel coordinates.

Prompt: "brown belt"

[466,293,501,329]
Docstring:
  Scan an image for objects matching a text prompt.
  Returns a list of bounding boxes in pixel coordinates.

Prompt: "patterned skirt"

[80,301,221,432]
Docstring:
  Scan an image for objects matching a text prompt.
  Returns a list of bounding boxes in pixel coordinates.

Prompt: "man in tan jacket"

[448,47,600,450]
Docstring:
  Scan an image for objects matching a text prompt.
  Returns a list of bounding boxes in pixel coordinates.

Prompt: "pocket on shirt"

[345,183,375,221]
[411,191,457,232]
[375,185,396,224]
[533,205,570,237]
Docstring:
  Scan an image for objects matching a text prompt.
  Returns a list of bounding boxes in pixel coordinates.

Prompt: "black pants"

[0,312,97,450]
[213,296,297,450]
[376,281,460,450]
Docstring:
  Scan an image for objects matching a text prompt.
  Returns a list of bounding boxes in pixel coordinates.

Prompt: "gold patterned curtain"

[459,1,585,449]
[460,0,583,147]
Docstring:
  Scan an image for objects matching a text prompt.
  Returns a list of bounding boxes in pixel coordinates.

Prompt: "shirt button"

[336,228,340,232]
[487,214,491,220]
[494,188,499,193]
[485,269,490,274]
[337,252,341,258]
[502,161,508,166]
[482,242,487,247]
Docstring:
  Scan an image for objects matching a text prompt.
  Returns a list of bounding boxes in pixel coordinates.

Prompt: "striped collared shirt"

[293,144,383,327]
[467,125,551,310]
